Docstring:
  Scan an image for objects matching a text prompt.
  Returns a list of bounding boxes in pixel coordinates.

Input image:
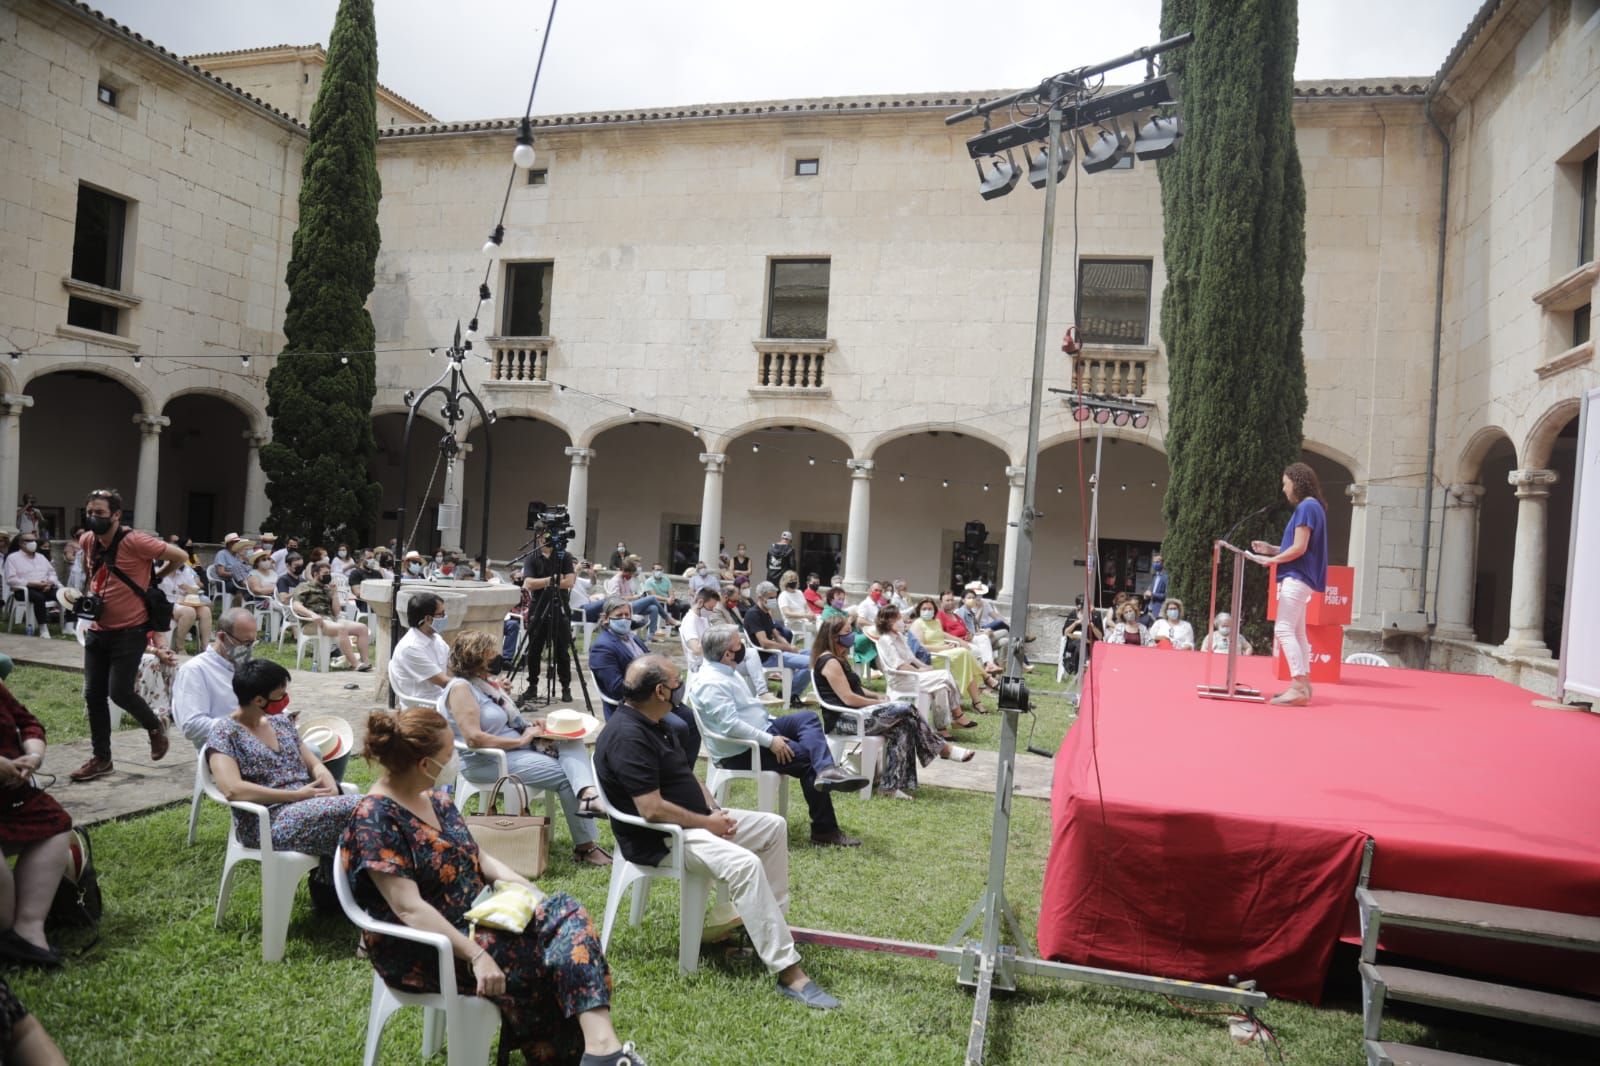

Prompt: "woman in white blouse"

[872,603,974,734]
[1105,600,1151,647]
[1147,598,1196,650]
[161,557,213,652]
[775,570,814,647]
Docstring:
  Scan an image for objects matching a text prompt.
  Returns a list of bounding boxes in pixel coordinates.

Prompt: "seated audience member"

[570,561,605,624]
[1200,611,1254,656]
[596,656,840,1009]
[680,587,773,699]
[811,615,971,800]
[607,540,629,570]
[1148,598,1196,650]
[1060,597,1101,676]
[205,660,360,863]
[173,609,258,750]
[729,543,753,585]
[371,549,396,580]
[389,592,451,708]
[0,683,72,968]
[639,562,684,626]
[910,598,990,710]
[743,582,812,707]
[242,549,278,601]
[603,561,665,641]
[275,552,306,602]
[775,571,814,643]
[688,625,865,847]
[818,586,849,623]
[687,561,720,598]
[854,582,886,628]
[719,583,745,618]
[64,534,86,592]
[938,591,1001,670]
[1105,600,1151,646]
[331,543,355,577]
[2,534,58,633]
[400,550,428,582]
[212,533,254,597]
[154,552,208,651]
[268,534,295,576]
[589,597,700,757]
[801,574,825,615]
[344,707,646,1064]
[291,560,373,671]
[873,603,969,731]
[889,579,912,612]
[440,631,612,867]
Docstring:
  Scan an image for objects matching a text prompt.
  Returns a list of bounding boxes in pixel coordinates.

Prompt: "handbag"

[463,776,550,879]
[96,529,174,633]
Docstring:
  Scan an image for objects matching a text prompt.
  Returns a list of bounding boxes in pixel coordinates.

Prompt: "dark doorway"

[798,532,841,584]
[949,541,1000,595]
[185,492,217,543]
[1096,537,1162,607]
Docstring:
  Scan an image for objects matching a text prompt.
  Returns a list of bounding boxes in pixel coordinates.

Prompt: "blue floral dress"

[203,716,359,854]
[340,793,611,1065]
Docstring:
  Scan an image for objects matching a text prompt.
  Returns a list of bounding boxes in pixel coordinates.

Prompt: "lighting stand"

[386,323,497,660]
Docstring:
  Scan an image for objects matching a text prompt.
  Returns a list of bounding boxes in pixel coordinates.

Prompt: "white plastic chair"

[5,590,52,637]
[754,651,795,704]
[570,614,598,654]
[596,774,716,976]
[1344,652,1390,667]
[871,640,934,722]
[208,567,233,613]
[293,614,334,672]
[202,752,359,962]
[687,699,789,817]
[812,694,884,798]
[332,846,503,1066]
[451,741,557,821]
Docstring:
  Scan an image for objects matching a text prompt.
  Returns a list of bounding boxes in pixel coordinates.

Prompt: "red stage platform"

[1037,643,1600,1003]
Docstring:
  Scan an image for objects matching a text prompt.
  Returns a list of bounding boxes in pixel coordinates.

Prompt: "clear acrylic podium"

[1197,539,1265,702]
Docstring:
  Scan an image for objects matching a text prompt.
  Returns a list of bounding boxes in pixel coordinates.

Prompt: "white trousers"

[681,808,801,974]
[1275,577,1313,678]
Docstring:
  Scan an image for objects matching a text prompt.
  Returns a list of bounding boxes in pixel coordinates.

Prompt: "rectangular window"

[66,297,118,335]
[526,169,547,186]
[1580,152,1597,267]
[765,258,830,339]
[502,262,553,336]
[668,523,701,571]
[1077,258,1153,345]
[1577,303,1592,347]
[794,158,820,177]
[797,532,841,585]
[71,185,127,290]
[96,83,117,108]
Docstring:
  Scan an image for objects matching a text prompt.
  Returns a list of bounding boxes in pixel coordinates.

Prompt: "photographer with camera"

[522,521,577,704]
[68,489,189,783]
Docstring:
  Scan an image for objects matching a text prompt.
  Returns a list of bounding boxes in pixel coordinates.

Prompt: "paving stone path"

[0,633,1050,828]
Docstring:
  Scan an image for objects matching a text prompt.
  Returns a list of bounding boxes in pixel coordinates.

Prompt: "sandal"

[951,714,980,729]
[576,790,609,820]
[574,842,613,867]
[943,745,976,762]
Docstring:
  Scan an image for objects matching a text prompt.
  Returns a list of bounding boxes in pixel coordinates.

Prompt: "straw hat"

[539,709,600,741]
[298,714,354,762]
[56,587,81,613]
[247,550,271,565]
[964,581,990,597]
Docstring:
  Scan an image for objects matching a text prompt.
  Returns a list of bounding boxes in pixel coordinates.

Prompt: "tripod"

[508,555,593,713]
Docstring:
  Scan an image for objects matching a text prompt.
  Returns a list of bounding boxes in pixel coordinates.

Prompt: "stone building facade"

[1,0,1595,693]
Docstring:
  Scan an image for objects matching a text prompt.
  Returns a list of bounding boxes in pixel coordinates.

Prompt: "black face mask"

[318,573,333,586]
[86,514,114,535]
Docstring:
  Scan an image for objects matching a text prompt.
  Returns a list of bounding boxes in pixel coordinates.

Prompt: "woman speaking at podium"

[1245,462,1328,707]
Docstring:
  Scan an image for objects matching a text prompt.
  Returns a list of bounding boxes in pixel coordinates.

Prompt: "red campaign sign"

[1266,565,1355,626]
[1274,624,1345,683]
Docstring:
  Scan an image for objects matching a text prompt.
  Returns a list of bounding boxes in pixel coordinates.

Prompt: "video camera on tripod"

[526,500,576,553]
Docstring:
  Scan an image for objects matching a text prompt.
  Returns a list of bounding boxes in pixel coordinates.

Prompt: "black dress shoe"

[809,830,861,848]
[0,929,61,968]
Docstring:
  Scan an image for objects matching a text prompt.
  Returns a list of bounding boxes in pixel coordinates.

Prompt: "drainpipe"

[1418,93,1451,618]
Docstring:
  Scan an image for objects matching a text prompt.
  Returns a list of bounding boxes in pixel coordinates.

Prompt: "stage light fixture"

[1132,411,1150,429]
[975,151,1022,200]
[1093,407,1112,424]
[1134,112,1183,160]
[1073,404,1092,422]
[1026,137,1071,189]
[1112,410,1130,427]
[1079,122,1132,173]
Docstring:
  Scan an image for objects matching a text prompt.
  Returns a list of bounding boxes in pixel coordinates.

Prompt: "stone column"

[565,447,594,559]
[1501,469,1558,658]
[999,464,1027,598]
[696,452,725,569]
[437,440,471,554]
[241,431,270,535]
[1434,483,1484,640]
[842,459,874,593]
[1345,483,1380,627]
[0,394,35,522]
[131,414,170,530]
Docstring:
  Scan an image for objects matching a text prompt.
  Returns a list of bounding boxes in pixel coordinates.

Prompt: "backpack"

[48,826,103,932]
[95,529,174,633]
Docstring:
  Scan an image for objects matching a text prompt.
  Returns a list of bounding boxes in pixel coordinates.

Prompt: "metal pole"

[1076,426,1104,680]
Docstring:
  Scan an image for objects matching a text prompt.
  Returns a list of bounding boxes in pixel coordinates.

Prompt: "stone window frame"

[794,157,820,177]
[1075,256,1155,347]
[94,69,139,120]
[762,256,832,341]
[1532,134,1599,378]
[60,182,140,344]
[781,144,825,184]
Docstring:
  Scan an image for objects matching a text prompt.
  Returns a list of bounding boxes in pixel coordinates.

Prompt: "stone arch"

[1522,399,1582,471]
[158,392,257,541]
[860,421,1018,466]
[0,361,19,397]
[462,404,573,446]
[703,416,853,457]
[1037,423,1168,456]
[164,385,266,434]
[1301,439,1365,486]
[1455,424,1516,485]
[588,421,707,571]
[719,423,856,581]
[460,415,573,560]
[20,367,146,530]
[21,360,156,415]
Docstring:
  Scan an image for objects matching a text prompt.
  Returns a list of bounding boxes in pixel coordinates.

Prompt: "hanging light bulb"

[898,472,906,482]
[465,318,479,343]
[752,442,760,453]
[132,355,142,367]
[1056,484,1064,494]
[512,117,536,169]
[628,407,637,416]
[807,456,816,466]
[482,224,505,258]
[1120,483,1128,492]
[942,479,949,488]
[1151,480,1158,489]
[982,482,990,492]
[340,355,349,364]
[240,354,251,368]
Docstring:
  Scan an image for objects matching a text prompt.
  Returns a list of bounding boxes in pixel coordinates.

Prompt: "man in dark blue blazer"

[589,595,701,759]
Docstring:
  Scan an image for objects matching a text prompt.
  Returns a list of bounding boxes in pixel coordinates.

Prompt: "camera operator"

[68,488,189,782]
[522,528,576,703]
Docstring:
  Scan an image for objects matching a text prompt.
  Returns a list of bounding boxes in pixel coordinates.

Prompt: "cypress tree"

[261,0,383,544]
[1156,0,1307,642]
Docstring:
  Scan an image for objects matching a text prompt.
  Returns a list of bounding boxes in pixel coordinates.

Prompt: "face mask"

[832,599,845,610]
[337,549,348,558]
[1152,562,1163,573]
[696,565,706,574]
[652,568,662,576]
[893,620,905,633]
[258,562,272,572]
[1123,612,1137,623]
[224,638,253,668]
[870,591,882,602]
[1218,624,1231,635]
[431,613,447,629]
[808,580,818,589]
[1167,609,1180,620]
[408,562,422,575]
[263,693,291,716]
[86,514,113,535]
[608,618,632,635]
[318,573,332,586]
[838,632,853,648]
[20,541,35,554]
[920,609,935,621]
[424,752,459,786]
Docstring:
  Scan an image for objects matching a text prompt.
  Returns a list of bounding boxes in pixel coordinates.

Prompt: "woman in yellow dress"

[909,598,989,712]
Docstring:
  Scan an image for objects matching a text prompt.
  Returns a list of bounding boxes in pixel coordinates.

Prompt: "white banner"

[1559,386,1600,701]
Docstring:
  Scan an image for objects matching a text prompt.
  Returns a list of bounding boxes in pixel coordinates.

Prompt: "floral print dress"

[203,716,360,854]
[340,793,611,1065]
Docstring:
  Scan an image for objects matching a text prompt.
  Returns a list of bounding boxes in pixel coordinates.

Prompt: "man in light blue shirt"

[687,624,865,847]
[688,561,721,598]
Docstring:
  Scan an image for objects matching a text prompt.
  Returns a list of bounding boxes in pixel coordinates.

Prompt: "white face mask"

[338,549,348,558]
[20,542,36,554]
[1167,609,1180,620]
[1218,624,1231,635]
[424,752,459,786]
[920,609,935,621]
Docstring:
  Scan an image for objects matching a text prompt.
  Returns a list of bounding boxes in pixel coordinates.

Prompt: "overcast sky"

[90,0,1480,121]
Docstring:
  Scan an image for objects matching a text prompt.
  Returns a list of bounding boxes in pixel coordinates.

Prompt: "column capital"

[242,430,269,448]
[699,451,727,472]
[132,413,171,434]
[846,458,875,478]
[1345,483,1369,506]
[564,446,594,466]
[1508,468,1558,497]
[0,394,34,414]
[1005,464,1027,487]
[1445,483,1485,508]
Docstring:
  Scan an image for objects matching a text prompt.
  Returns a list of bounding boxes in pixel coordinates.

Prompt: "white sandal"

[944,744,976,762]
